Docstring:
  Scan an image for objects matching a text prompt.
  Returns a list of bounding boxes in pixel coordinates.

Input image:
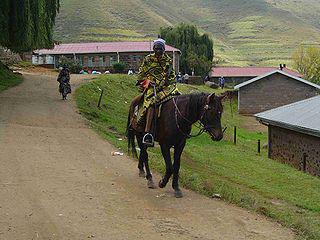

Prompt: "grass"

[0,62,23,92]
[76,74,320,240]
[55,0,320,66]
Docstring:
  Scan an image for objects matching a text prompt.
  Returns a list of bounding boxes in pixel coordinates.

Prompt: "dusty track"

[0,73,295,239]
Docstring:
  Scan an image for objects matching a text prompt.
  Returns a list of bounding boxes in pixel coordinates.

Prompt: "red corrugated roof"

[211,67,302,78]
[34,42,180,55]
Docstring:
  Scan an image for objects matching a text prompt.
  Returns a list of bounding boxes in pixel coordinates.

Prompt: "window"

[88,57,94,67]
[77,56,83,66]
[99,56,105,67]
[110,56,117,66]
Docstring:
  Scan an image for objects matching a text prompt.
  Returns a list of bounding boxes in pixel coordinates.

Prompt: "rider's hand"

[138,85,144,92]
[135,80,141,86]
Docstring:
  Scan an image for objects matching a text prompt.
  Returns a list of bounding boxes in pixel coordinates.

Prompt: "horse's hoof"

[174,189,183,198]
[147,179,156,189]
[139,170,146,178]
[158,180,166,188]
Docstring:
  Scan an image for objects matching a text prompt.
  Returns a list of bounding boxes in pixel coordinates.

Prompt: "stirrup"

[142,133,154,147]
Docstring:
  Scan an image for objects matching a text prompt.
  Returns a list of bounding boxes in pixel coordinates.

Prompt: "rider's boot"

[143,107,155,147]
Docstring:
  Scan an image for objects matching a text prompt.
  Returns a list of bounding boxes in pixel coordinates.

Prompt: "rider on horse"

[57,64,71,100]
[136,38,180,146]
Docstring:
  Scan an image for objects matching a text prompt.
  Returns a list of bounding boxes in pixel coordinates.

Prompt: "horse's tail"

[126,109,138,158]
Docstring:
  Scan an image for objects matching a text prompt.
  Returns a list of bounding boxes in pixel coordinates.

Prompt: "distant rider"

[57,64,71,100]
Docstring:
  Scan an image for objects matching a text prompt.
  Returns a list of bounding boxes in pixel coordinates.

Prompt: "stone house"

[234,70,320,114]
[255,96,320,177]
[32,42,181,73]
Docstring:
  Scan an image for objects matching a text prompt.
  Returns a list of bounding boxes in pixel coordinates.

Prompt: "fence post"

[257,139,261,154]
[233,126,237,145]
[97,89,104,108]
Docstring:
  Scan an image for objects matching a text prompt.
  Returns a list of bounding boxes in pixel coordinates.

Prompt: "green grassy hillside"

[0,63,23,92]
[76,74,320,239]
[54,0,320,66]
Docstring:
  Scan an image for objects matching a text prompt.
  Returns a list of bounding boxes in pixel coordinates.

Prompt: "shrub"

[58,56,82,74]
[112,62,126,73]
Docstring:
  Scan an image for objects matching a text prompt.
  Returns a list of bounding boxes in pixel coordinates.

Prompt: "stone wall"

[239,72,319,114]
[269,125,320,176]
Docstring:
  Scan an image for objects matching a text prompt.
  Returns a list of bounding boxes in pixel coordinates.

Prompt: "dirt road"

[0,73,295,240]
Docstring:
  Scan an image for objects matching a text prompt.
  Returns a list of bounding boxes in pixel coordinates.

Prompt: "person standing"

[176,72,182,83]
[183,73,189,84]
[219,76,225,89]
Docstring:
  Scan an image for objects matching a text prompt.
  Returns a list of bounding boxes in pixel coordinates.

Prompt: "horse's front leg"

[136,134,156,189]
[159,144,173,188]
[172,140,186,198]
[136,134,146,177]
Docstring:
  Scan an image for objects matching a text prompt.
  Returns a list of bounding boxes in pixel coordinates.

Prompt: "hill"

[53,0,320,66]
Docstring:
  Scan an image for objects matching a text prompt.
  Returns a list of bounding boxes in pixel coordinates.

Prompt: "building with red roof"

[32,42,181,73]
[210,66,302,85]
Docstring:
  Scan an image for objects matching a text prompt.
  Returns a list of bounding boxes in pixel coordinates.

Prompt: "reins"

[172,96,213,138]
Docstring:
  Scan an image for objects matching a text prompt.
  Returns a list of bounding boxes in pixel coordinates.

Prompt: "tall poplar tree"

[160,23,214,76]
[0,0,60,53]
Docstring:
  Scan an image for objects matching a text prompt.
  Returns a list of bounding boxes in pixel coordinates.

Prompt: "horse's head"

[200,93,227,141]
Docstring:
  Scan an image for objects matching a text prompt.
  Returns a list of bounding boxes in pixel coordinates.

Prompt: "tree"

[0,0,60,53]
[292,46,320,84]
[160,23,213,76]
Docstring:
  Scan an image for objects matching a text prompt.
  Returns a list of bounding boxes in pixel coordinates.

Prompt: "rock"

[211,193,221,199]
[205,81,219,89]
[111,151,124,156]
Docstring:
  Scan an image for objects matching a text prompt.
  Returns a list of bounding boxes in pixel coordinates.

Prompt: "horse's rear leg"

[172,141,186,198]
[137,134,156,189]
[159,144,173,188]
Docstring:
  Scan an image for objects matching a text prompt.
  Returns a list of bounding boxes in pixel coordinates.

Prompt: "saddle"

[130,95,162,134]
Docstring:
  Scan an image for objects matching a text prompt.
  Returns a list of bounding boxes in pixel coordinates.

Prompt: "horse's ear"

[208,93,215,103]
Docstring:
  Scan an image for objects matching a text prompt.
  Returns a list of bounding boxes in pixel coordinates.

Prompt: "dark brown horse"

[126,92,225,198]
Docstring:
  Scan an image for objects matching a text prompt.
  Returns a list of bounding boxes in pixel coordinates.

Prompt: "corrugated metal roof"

[234,70,320,90]
[34,42,180,55]
[211,66,302,78]
[255,95,320,137]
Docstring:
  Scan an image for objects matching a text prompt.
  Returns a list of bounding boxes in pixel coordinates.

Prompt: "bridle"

[172,95,225,139]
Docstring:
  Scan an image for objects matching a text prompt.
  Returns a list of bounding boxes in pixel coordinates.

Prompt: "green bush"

[58,56,82,74]
[112,62,126,73]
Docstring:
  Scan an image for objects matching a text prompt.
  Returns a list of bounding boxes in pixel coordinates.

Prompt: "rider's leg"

[143,106,155,146]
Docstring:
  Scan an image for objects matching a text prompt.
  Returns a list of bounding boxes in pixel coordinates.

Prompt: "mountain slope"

[53,0,320,66]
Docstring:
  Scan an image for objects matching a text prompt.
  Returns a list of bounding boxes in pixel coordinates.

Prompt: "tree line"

[0,0,60,53]
[160,23,214,76]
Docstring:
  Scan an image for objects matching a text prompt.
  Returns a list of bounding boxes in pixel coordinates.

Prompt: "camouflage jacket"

[137,53,179,109]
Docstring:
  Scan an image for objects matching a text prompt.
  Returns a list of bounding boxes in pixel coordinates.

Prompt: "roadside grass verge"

[0,62,23,92]
[76,74,320,240]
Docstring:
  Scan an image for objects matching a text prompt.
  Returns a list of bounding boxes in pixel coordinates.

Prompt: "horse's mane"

[188,92,208,110]
[176,92,208,109]
[173,93,208,122]
[174,92,223,121]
